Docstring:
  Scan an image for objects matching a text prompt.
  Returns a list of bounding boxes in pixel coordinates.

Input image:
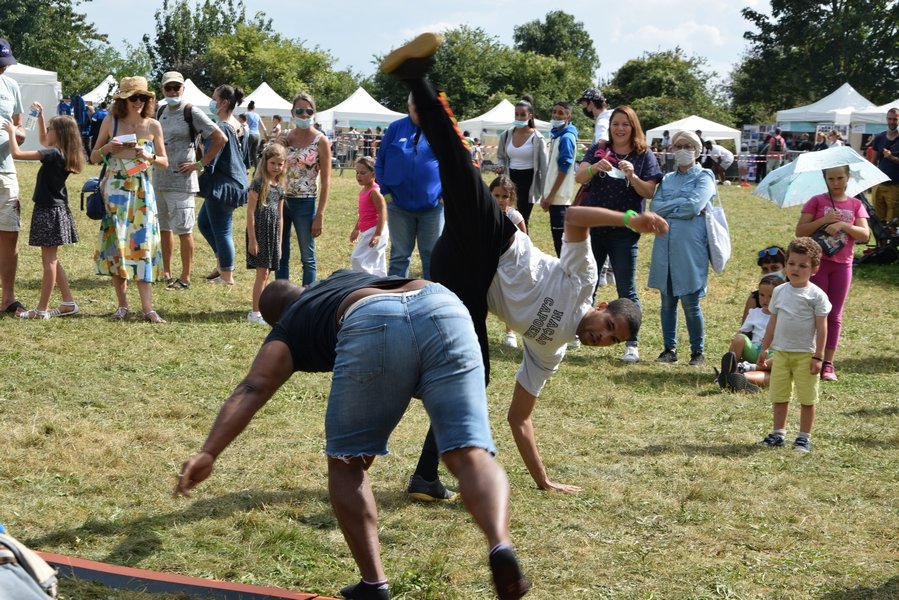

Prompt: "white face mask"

[550,119,566,129]
[674,149,695,167]
[293,117,313,129]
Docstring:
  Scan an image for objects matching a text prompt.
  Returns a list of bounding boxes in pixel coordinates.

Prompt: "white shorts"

[0,173,20,232]
[156,189,196,234]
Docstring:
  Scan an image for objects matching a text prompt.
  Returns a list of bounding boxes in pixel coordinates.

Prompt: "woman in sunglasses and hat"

[90,76,168,323]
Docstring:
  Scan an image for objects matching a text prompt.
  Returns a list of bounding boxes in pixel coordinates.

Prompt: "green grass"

[1,162,898,599]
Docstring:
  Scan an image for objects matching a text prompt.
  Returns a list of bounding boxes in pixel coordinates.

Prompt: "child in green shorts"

[757,238,831,453]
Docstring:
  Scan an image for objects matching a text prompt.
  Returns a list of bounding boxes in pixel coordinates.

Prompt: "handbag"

[0,530,59,597]
[705,189,731,274]
[809,194,846,257]
[82,119,117,220]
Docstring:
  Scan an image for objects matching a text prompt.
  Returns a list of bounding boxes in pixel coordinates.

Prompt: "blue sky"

[83,0,770,83]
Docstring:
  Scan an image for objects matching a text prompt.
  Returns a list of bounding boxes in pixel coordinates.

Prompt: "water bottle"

[24,107,39,131]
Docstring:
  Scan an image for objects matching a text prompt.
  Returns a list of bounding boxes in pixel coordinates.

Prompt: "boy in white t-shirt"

[757,238,831,453]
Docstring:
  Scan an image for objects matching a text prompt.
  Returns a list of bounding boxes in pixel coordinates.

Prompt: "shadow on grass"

[26,487,333,567]
[843,405,899,418]
[820,575,899,599]
[161,309,250,324]
[832,356,899,376]
[619,442,763,458]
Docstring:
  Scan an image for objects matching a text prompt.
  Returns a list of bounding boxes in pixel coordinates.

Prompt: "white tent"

[776,83,878,126]
[237,82,292,118]
[316,87,406,133]
[181,78,214,112]
[5,63,62,152]
[646,115,742,151]
[457,99,552,136]
[850,98,899,125]
[82,75,117,105]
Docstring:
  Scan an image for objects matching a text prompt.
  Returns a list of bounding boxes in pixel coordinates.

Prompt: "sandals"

[205,270,221,280]
[2,300,26,316]
[208,276,234,286]
[165,278,191,291]
[49,301,80,317]
[18,309,51,320]
[142,310,166,324]
[111,306,129,320]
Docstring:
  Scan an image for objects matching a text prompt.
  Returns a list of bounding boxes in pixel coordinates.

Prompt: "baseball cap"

[0,39,17,67]
[161,71,185,86]
[577,88,604,103]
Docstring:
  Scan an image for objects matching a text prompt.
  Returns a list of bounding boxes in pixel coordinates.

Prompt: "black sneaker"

[656,348,678,363]
[718,352,737,387]
[380,32,444,79]
[340,580,390,600]
[727,372,760,394]
[406,474,457,502]
[793,436,811,453]
[489,547,530,600]
[689,352,706,366]
[758,433,785,447]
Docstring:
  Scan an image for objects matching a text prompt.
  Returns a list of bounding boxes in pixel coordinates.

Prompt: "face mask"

[512,119,528,128]
[582,107,593,119]
[674,149,695,167]
[163,96,181,107]
[293,117,313,129]
[550,119,566,129]
[208,100,218,113]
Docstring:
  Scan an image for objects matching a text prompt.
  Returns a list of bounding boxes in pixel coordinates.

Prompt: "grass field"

[1,160,897,600]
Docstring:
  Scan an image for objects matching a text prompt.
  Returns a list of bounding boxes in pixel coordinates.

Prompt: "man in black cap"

[0,38,27,317]
[577,87,611,146]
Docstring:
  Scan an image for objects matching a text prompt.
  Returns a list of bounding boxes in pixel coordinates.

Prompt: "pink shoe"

[820,361,837,381]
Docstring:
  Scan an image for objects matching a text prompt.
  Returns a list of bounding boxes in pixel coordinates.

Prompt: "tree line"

[2,1,896,136]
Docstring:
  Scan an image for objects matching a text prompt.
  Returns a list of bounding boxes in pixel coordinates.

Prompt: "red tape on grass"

[37,551,338,600]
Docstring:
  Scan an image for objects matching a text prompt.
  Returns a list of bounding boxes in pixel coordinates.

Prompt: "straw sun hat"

[114,76,152,99]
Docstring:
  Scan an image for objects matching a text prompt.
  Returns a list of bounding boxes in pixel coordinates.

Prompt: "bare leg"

[137,281,156,315]
[160,230,174,279]
[252,267,269,312]
[179,232,194,282]
[799,404,816,434]
[37,246,59,312]
[219,268,234,285]
[112,275,128,308]
[0,230,19,311]
[773,402,789,431]
[328,456,385,583]
[440,447,510,549]
[727,334,746,357]
[745,371,770,387]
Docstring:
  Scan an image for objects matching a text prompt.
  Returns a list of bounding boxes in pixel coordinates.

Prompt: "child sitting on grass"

[741,245,787,322]
[718,273,783,393]
[757,237,831,453]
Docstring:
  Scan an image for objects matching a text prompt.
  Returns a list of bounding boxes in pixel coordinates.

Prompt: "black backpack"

[156,103,203,160]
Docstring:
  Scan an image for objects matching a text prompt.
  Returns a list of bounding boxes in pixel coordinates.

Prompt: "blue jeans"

[589,226,641,345]
[659,287,705,355]
[326,283,495,458]
[387,203,444,279]
[197,198,236,271]
[276,196,316,284]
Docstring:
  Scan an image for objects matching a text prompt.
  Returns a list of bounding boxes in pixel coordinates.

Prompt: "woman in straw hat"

[90,75,169,323]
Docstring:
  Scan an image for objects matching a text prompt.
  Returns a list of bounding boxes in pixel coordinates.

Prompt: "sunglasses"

[758,247,783,258]
[127,94,151,103]
[163,84,182,92]
[294,107,314,116]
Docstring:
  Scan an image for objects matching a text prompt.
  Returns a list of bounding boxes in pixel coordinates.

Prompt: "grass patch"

[2,162,898,599]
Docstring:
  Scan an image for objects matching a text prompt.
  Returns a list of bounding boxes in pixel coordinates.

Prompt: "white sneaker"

[568,337,581,350]
[737,361,756,373]
[621,346,640,363]
[503,331,518,348]
[247,311,266,325]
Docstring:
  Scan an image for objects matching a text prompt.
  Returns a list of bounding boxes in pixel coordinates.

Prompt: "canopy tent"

[849,98,899,125]
[82,75,117,105]
[776,83,878,126]
[457,99,552,137]
[236,82,292,119]
[645,115,741,151]
[181,78,214,112]
[5,63,62,152]
[316,87,406,133]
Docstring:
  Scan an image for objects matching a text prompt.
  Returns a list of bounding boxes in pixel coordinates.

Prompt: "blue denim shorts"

[326,283,495,458]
